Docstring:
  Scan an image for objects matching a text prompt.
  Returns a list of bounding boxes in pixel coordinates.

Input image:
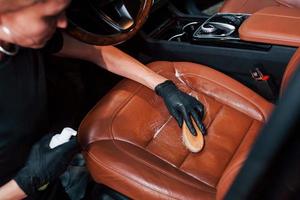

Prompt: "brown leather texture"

[281,48,300,94]
[277,0,300,8]
[220,0,280,13]
[79,61,273,200]
[239,6,300,47]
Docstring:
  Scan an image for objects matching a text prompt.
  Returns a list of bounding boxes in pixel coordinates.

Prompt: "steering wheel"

[66,0,153,45]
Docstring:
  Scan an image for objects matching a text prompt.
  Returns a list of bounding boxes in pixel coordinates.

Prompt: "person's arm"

[57,33,206,135]
[0,134,78,199]
[57,33,167,90]
[0,180,27,200]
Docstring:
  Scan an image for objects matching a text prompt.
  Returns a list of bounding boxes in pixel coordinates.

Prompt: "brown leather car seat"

[79,48,300,200]
[220,0,299,14]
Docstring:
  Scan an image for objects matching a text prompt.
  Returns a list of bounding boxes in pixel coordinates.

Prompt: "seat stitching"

[178,105,224,188]
[106,66,216,192]
[78,80,143,148]
[171,63,267,121]
[89,62,258,194]
[178,151,191,169]
[216,120,255,185]
[107,66,255,190]
[86,150,180,200]
[109,85,144,141]
[111,133,216,191]
[237,0,251,12]
[177,105,223,170]
[186,73,266,121]
[109,69,163,143]
[87,141,216,194]
[206,105,224,130]
[175,71,267,122]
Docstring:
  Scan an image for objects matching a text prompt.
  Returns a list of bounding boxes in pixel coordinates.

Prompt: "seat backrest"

[220,0,280,13]
[280,48,300,95]
[220,0,300,14]
[277,0,300,8]
[216,48,300,200]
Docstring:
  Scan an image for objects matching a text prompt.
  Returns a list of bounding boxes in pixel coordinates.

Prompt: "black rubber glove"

[14,133,79,195]
[155,80,207,136]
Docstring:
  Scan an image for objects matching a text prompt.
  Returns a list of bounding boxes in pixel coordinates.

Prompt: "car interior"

[46,0,300,199]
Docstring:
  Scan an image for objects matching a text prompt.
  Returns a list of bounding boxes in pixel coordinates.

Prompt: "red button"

[262,75,270,81]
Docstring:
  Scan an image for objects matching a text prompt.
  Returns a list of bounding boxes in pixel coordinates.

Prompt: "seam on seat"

[178,151,191,170]
[171,62,268,121]
[103,83,216,191]
[106,86,214,190]
[177,105,223,169]
[206,105,224,130]
[216,120,255,185]
[236,0,251,12]
[109,85,144,142]
[85,62,263,196]
[78,80,143,148]
[86,149,180,200]
[106,64,263,191]
[178,105,225,188]
[111,139,216,192]
[177,71,267,122]
[102,73,215,191]
[108,69,164,145]
[87,139,216,195]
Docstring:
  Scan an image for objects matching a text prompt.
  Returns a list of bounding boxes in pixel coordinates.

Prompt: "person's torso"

[0,49,48,185]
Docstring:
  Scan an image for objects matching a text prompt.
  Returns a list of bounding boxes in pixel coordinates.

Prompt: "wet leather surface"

[79,61,274,199]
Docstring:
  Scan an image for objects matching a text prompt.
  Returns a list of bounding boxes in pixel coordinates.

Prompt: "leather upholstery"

[277,0,300,8]
[281,48,300,94]
[239,6,300,47]
[220,0,280,13]
[79,61,274,199]
[220,0,299,14]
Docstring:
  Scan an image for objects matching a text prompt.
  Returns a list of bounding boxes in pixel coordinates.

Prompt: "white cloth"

[49,127,77,149]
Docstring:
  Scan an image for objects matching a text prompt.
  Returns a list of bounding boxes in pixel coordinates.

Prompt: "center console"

[163,13,249,42]
[193,13,248,40]
[137,4,298,101]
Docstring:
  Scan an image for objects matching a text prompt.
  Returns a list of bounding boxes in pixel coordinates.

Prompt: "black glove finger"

[191,110,207,136]
[194,102,205,119]
[181,107,197,136]
[171,108,183,128]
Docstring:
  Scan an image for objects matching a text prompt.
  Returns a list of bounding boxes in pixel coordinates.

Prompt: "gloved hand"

[14,133,79,195]
[155,80,207,136]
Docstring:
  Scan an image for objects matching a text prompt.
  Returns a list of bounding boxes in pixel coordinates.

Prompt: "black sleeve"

[42,30,64,54]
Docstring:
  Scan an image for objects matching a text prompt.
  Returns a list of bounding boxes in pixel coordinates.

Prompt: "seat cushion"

[79,62,273,200]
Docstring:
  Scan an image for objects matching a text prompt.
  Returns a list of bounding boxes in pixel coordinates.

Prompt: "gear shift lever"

[201,24,217,33]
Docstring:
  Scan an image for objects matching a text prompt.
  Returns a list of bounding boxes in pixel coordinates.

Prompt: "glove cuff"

[14,174,36,195]
[155,80,178,97]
